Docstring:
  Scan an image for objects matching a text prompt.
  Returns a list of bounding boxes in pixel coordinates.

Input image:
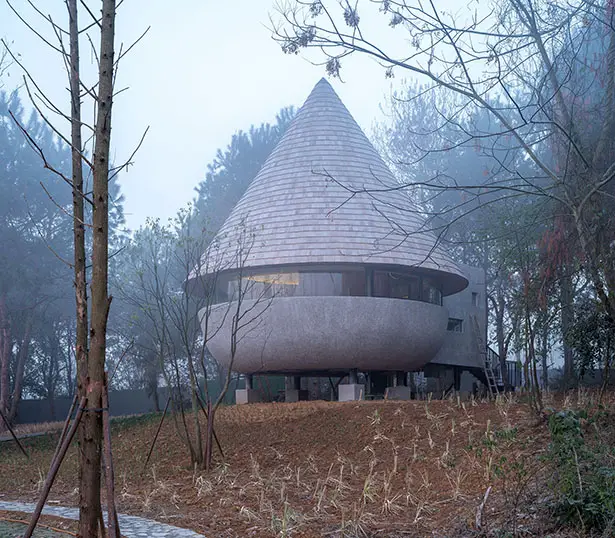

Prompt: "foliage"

[566,296,615,378]
[0,90,73,422]
[112,106,296,402]
[0,85,125,422]
[193,107,295,236]
[547,409,615,532]
[377,82,552,391]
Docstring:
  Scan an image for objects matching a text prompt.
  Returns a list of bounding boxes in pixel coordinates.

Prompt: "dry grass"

[4,420,66,437]
[1,391,613,537]
[4,413,152,438]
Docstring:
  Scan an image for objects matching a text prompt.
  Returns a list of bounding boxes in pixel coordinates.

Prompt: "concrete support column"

[339,369,364,401]
[236,374,260,404]
[285,375,308,403]
[366,268,374,297]
[349,368,359,384]
[454,367,461,392]
[386,371,412,400]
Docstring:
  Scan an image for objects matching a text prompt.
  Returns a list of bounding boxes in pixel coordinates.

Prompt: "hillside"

[1,395,612,537]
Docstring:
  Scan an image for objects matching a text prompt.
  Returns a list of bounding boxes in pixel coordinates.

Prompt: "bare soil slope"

[0,397,576,537]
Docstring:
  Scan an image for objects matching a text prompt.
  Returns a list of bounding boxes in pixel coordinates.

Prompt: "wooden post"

[51,394,78,464]
[102,374,121,538]
[142,396,170,473]
[0,406,28,459]
[24,396,87,538]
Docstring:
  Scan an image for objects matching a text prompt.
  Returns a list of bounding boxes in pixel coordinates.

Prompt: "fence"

[15,374,285,424]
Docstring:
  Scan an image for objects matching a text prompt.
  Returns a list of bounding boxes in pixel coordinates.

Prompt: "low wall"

[15,374,285,425]
[16,387,167,424]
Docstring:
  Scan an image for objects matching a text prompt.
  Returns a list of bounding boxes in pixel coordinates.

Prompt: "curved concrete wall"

[202,296,448,374]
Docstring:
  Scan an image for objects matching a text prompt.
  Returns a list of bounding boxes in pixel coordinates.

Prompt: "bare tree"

[166,208,224,469]
[374,83,535,388]
[3,0,147,533]
[197,219,275,470]
[118,211,219,469]
[122,212,273,470]
[63,0,100,531]
[116,218,199,462]
[81,2,117,534]
[274,0,615,387]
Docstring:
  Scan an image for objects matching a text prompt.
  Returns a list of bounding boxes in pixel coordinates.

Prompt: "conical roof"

[200,78,467,295]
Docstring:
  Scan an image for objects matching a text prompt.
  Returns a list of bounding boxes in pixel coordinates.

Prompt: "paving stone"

[0,501,204,538]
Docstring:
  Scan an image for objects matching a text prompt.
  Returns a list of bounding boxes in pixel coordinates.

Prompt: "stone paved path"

[0,501,204,538]
[0,520,70,537]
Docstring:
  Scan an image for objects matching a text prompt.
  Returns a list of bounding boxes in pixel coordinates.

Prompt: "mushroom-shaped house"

[188,78,468,377]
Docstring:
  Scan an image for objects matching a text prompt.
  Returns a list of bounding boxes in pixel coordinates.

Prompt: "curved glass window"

[214,268,443,306]
[373,271,442,305]
[422,277,443,305]
[373,271,420,300]
[225,271,366,302]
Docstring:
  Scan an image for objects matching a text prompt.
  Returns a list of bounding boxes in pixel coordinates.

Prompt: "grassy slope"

[1,395,607,537]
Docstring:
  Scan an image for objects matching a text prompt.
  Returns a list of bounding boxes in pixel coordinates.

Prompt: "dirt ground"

[0,393,606,537]
[0,511,76,537]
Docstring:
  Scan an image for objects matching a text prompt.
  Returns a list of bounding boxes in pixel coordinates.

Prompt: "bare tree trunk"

[187,358,203,467]
[151,384,160,412]
[67,0,88,398]
[0,294,11,424]
[66,323,75,397]
[102,374,120,538]
[49,396,56,421]
[205,399,214,471]
[560,268,575,388]
[599,333,611,405]
[525,308,543,414]
[494,291,510,388]
[540,323,549,390]
[81,0,116,534]
[66,1,102,533]
[80,0,115,537]
[8,318,32,423]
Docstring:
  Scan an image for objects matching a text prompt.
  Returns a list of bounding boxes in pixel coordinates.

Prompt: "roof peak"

[306,77,341,100]
[196,78,467,295]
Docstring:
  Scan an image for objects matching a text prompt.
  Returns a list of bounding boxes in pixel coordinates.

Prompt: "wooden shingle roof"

[202,78,467,295]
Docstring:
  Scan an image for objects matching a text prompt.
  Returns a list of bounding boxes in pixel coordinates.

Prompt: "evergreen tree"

[194,107,294,236]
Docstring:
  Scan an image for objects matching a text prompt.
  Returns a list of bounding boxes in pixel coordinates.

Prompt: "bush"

[547,409,615,532]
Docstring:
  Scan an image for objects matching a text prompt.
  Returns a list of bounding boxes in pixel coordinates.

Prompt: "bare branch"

[8,109,94,206]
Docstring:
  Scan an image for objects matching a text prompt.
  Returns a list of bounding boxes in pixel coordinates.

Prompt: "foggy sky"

[1,1,408,231]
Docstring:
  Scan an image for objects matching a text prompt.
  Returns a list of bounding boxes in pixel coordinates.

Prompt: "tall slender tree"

[194,107,294,235]
[4,1,136,534]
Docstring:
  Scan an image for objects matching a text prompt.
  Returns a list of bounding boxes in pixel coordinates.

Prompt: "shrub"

[547,409,615,532]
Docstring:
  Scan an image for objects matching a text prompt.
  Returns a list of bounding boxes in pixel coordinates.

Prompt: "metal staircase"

[470,314,499,397]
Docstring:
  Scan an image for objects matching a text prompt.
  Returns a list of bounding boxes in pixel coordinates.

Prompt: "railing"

[487,346,522,388]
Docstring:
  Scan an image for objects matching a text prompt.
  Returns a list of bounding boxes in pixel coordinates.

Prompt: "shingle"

[197,78,467,295]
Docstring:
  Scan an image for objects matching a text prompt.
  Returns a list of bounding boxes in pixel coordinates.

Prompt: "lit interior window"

[246,273,299,285]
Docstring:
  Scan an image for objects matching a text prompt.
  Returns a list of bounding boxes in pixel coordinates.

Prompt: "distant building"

[188,79,495,402]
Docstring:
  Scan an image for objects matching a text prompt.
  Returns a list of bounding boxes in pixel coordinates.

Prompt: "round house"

[188,79,468,387]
